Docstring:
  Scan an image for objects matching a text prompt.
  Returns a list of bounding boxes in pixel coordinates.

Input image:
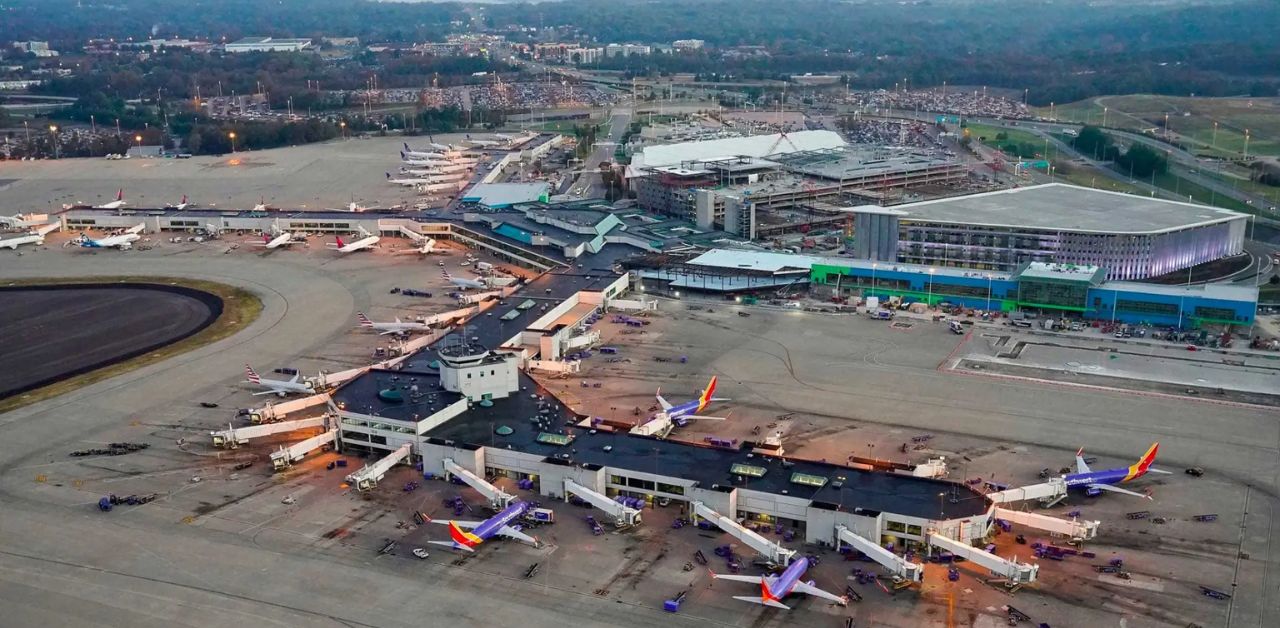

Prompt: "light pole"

[985,274,993,311]
[228,131,236,153]
[1243,129,1250,159]
[1211,122,1218,151]
[871,262,878,298]
[938,492,946,520]
[133,134,142,152]
[1102,106,1108,127]
[339,120,346,139]
[48,125,58,159]
[928,268,936,306]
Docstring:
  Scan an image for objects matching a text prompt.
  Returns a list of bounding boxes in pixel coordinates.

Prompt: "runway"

[0,284,220,399]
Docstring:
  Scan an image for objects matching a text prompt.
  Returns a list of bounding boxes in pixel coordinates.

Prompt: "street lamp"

[871,262,878,298]
[938,492,946,520]
[985,274,993,311]
[48,125,59,159]
[228,131,237,153]
[339,120,346,139]
[927,268,936,306]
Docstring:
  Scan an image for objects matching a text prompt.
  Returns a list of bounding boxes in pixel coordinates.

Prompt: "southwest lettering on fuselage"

[713,556,847,610]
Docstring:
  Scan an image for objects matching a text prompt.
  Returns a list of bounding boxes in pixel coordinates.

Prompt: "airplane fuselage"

[767,557,811,600]
[475,501,531,541]
[0,235,42,250]
[1064,466,1143,489]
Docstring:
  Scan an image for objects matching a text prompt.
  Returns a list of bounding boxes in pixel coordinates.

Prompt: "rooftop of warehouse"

[891,183,1248,234]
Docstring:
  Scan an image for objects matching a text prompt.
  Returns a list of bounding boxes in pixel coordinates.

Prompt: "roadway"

[571,108,631,199]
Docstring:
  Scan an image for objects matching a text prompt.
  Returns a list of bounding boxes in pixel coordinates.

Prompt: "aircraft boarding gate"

[563,479,642,527]
[442,458,514,509]
[835,525,923,583]
[211,415,329,448]
[927,530,1038,587]
[346,443,413,490]
[690,501,796,566]
[992,507,1099,541]
[270,429,338,470]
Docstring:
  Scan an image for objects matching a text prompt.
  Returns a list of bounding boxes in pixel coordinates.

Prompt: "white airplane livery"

[328,226,379,253]
[442,269,487,290]
[357,312,431,335]
[69,223,145,249]
[245,364,315,397]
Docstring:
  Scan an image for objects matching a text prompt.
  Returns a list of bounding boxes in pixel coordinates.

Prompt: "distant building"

[0,79,46,91]
[11,41,58,57]
[672,39,705,51]
[790,74,841,86]
[605,43,652,58]
[566,47,603,64]
[322,37,360,48]
[224,37,312,53]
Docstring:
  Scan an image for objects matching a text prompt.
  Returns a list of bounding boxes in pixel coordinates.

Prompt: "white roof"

[687,249,825,273]
[632,130,846,169]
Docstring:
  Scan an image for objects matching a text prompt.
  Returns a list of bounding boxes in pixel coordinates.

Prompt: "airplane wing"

[792,581,847,605]
[655,389,673,411]
[427,540,474,552]
[251,389,282,396]
[682,415,728,421]
[711,573,765,584]
[1146,467,1173,475]
[126,223,145,235]
[732,596,791,610]
[1087,483,1152,499]
[379,329,400,336]
[497,525,538,545]
[288,372,301,384]
[427,519,483,529]
[1074,448,1091,475]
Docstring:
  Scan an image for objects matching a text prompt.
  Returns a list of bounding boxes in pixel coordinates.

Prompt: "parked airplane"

[69,223,145,249]
[0,214,46,229]
[357,312,431,335]
[0,223,58,250]
[244,364,315,397]
[394,236,440,256]
[465,139,499,148]
[96,189,127,210]
[255,223,303,249]
[166,195,192,210]
[712,557,847,610]
[1063,443,1169,499]
[442,269,487,290]
[328,227,380,253]
[425,500,538,552]
[386,172,436,186]
[402,146,447,160]
[656,376,731,425]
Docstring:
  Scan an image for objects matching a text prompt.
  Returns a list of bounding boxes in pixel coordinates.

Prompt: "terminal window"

[1116,299,1179,316]
[1194,305,1240,321]
[1017,280,1088,309]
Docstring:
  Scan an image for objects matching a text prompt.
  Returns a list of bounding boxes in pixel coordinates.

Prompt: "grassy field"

[1050,161,1147,195]
[1034,95,1280,158]
[1151,172,1254,212]
[0,277,262,414]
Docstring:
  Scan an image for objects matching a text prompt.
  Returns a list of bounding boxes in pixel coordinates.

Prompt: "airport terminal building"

[851,184,1249,281]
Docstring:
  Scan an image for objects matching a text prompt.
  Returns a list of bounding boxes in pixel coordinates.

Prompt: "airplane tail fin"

[180,194,187,204]
[447,521,482,549]
[244,364,261,384]
[732,596,791,610]
[427,540,474,552]
[1133,442,1159,476]
[357,312,373,327]
[697,376,718,410]
[336,236,346,248]
[116,188,123,201]
[386,172,392,179]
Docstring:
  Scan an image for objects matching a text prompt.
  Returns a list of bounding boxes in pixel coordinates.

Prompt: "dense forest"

[1,0,1276,104]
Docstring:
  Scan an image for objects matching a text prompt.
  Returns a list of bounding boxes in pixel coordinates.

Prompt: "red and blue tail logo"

[336,236,346,248]
[357,312,373,327]
[448,521,482,549]
[244,364,261,383]
[1122,443,1159,482]
[696,376,717,412]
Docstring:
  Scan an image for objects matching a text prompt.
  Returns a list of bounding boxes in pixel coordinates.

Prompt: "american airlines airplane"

[425,500,539,552]
[328,227,380,253]
[442,269,487,290]
[69,223,145,249]
[712,557,847,610]
[244,364,316,397]
[357,312,431,335]
[96,189,127,210]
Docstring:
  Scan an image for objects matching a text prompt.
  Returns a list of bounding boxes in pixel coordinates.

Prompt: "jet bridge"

[993,507,1099,541]
[346,443,413,490]
[442,458,515,509]
[690,501,796,566]
[247,393,331,423]
[835,525,923,583]
[563,479,642,527]
[458,290,504,305]
[928,530,1039,586]
[270,429,338,470]
[987,478,1068,507]
[210,415,329,448]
